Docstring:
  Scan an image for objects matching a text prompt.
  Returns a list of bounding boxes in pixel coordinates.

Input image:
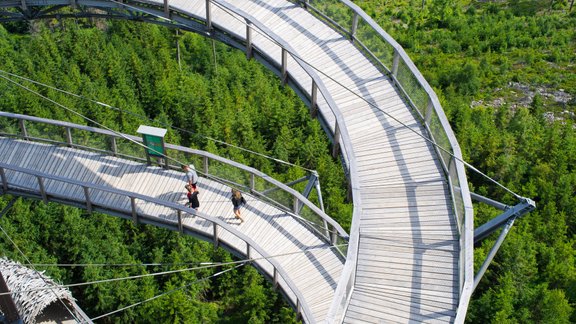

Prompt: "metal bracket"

[472,197,536,292]
[474,197,536,245]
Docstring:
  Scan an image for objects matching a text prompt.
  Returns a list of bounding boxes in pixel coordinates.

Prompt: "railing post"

[19,119,28,140]
[296,299,302,320]
[130,197,138,224]
[163,0,170,18]
[350,12,359,42]
[213,222,219,248]
[281,48,288,85]
[273,267,278,289]
[245,20,253,59]
[83,187,92,213]
[392,49,400,79]
[37,176,47,204]
[250,173,255,192]
[310,81,318,118]
[203,156,209,175]
[110,137,118,156]
[205,0,212,31]
[177,210,183,233]
[65,127,73,147]
[329,226,337,245]
[246,243,251,261]
[332,122,341,158]
[293,196,299,215]
[0,168,8,192]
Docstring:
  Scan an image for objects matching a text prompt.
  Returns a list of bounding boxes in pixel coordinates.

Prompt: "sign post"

[137,125,168,169]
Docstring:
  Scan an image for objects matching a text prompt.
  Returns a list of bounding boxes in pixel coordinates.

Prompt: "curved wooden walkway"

[164,1,460,322]
[0,0,473,322]
[0,136,344,322]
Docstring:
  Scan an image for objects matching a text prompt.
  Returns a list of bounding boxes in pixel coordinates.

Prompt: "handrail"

[0,161,315,323]
[0,112,349,244]
[294,0,475,321]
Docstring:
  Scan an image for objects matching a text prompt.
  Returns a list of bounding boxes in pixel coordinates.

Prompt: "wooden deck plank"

[354,283,458,309]
[346,295,454,323]
[12,143,43,188]
[9,143,36,186]
[354,251,457,272]
[42,149,74,194]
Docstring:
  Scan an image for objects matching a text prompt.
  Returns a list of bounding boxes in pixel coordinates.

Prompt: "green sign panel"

[144,134,164,157]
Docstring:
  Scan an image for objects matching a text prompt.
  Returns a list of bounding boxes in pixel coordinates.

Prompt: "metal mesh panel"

[115,137,147,160]
[252,175,278,195]
[298,203,330,241]
[163,148,205,172]
[308,0,354,35]
[261,185,293,212]
[355,18,395,70]
[207,159,251,190]
[427,111,453,169]
[70,128,110,152]
[0,116,19,136]
[23,120,65,143]
[396,59,428,118]
[449,158,465,233]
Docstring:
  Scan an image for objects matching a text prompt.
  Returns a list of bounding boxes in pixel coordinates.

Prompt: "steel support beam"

[470,191,509,211]
[261,176,308,195]
[474,198,535,245]
[297,173,318,214]
[314,173,325,212]
[473,218,515,291]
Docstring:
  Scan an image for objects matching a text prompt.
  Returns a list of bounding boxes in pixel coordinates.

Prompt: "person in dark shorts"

[185,185,199,211]
[231,189,246,222]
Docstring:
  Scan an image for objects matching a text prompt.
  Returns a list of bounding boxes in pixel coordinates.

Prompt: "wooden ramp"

[0,137,344,322]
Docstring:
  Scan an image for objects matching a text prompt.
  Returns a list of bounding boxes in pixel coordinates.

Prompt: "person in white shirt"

[182,164,198,189]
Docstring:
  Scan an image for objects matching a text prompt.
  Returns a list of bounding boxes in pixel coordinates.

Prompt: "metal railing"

[0,110,357,323]
[292,1,475,321]
[0,111,348,245]
[0,162,316,323]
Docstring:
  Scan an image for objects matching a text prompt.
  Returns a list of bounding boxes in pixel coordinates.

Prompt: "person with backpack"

[186,184,200,211]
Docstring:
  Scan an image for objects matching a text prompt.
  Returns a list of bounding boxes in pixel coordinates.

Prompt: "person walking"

[186,185,200,211]
[231,189,247,223]
[182,164,198,189]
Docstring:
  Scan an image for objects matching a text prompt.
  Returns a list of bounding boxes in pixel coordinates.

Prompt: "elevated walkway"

[0,0,475,322]
[0,134,344,323]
